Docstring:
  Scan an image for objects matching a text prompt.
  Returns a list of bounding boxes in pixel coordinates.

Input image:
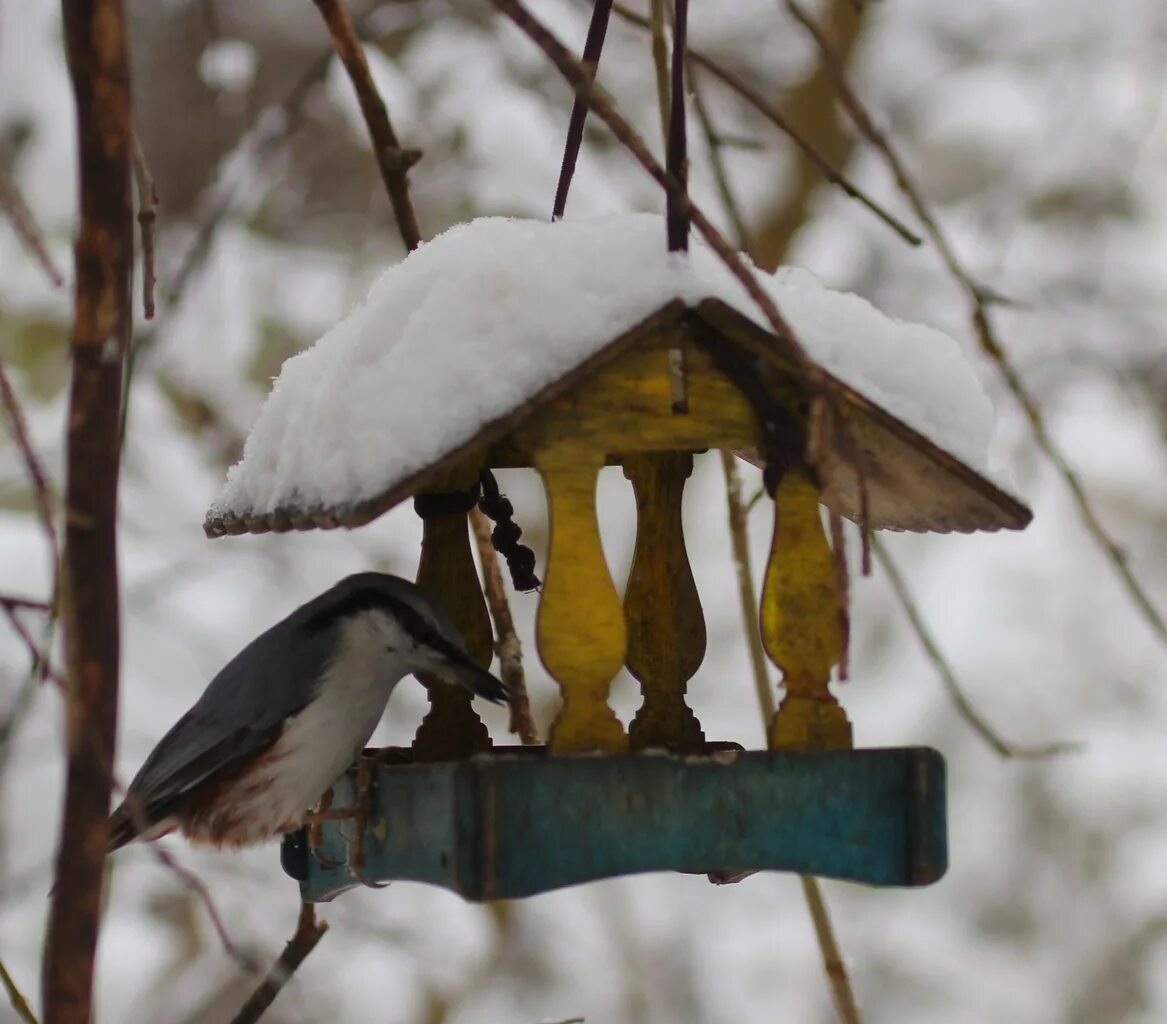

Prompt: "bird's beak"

[436,653,509,705]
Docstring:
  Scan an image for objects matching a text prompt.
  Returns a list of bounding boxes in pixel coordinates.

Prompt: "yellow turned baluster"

[623,451,706,752]
[760,469,853,751]
[536,445,629,754]
[412,471,494,761]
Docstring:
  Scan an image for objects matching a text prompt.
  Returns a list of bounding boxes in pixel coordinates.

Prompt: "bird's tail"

[108,804,137,852]
[107,796,172,852]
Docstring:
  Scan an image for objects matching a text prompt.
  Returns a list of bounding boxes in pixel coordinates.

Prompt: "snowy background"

[2,1,1167,1022]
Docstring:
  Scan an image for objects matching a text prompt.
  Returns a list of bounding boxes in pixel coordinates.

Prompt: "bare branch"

[695,82,860,1017]
[0,598,65,691]
[786,0,1167,646]
[147,843,261,975]
[43,1,134,1019]
[0,171,65,288]
[552,0,614,219]
[800,876,862,1024]
[609,2,921,247]
[718,452,776,722]
[0,358,60,619]
[0,958,40,1024]
[689,70,753,256]
[720,451,862,1021]
[665,0,690,251]
[873,540,1080,759]
[0,594,51,613]
[227,904,328,1024]
[471,508,538,744]
[130,132,158,319]
[491,0,842,429]
[648,0,670,146]
[312,0,423,252]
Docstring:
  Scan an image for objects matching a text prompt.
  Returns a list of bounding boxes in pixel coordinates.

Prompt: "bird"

[108,572,506,851]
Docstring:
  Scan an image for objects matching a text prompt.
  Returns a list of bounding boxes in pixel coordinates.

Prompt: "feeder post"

[623,450,706,751]
[412,467,495,759]
[535,444,629,753]
[760,469,852,750]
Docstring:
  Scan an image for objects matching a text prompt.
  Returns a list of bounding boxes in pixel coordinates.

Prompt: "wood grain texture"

[301,746,949,900]
[623,451,706,751]
[207,297,1031,539]
[536,446,628,753]
[760,470,852,751]
[412,471,494,761]
[507,330,759,461]
[696,300,1032,535]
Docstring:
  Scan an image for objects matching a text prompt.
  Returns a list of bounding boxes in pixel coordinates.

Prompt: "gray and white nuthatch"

[108,572,505,850]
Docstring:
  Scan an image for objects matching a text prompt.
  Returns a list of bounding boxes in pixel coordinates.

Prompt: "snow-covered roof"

[205,214,1029,537]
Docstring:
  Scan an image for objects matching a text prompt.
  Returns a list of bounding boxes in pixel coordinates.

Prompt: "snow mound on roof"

[212,214,993,517]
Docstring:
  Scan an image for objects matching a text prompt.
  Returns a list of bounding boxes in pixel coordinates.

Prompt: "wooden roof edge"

[203,300,691,539]
[696,299,1033,532]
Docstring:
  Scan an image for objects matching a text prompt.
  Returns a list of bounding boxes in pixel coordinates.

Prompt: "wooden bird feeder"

[205,275,1030,902]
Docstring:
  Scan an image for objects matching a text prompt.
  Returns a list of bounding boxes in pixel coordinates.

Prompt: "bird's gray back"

[125,596,341,808]
[123,573,456,811]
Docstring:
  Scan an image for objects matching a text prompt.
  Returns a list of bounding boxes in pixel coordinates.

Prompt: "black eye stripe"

[305,586,474,667]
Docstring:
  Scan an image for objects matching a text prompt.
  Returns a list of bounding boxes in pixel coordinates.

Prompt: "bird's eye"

[384,645,398,654]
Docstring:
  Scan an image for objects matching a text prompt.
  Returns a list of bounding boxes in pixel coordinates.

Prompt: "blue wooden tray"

[290,746,946,902]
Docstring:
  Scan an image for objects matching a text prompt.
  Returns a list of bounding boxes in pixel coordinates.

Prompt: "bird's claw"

[348,753,379,875]
[304,790,343,869]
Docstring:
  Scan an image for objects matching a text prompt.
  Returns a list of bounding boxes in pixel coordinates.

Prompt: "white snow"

[197,40,258,94]
[212,214,995,519]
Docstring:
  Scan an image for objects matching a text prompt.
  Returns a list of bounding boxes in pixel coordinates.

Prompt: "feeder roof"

[205,214,1026,537]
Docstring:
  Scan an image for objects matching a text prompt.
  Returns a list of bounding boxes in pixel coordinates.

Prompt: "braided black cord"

[478,470,541,592]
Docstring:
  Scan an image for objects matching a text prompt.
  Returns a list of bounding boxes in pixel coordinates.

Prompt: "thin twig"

[551,0,614,219]
[786,0,1167,646]
[0,958,40,1024]
[719,451,776,722]
[227,903,329,1024]
[0,601,65,690]
[471,508,538,744]
[491,0,839,429]
[110,775,263,974]
[0,171,65,288]
[156,7,389,320]
[130,132,158,319]
[648,0,670,147]
[312,0,423,251]
[0,594,51,613]
[147,843,261,975]
[873,539,1080,759]
[698,93,861,1021]
[690,70,753,255]
[0,358,60,620]
[720,455,862,1020]
[0,595,61,764]
[608,2,921,247]
[665,0,689,252]
[800,875,862,1024]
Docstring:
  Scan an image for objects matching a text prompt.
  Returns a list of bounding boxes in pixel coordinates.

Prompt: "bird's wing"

[112,619,338,842]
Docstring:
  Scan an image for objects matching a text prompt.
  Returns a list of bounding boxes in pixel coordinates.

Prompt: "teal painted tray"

[288,746,946,902]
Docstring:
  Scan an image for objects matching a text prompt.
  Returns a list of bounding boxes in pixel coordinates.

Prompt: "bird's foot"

[350,754,376,873]
[304,790,343,869]
[348,754,389,888]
